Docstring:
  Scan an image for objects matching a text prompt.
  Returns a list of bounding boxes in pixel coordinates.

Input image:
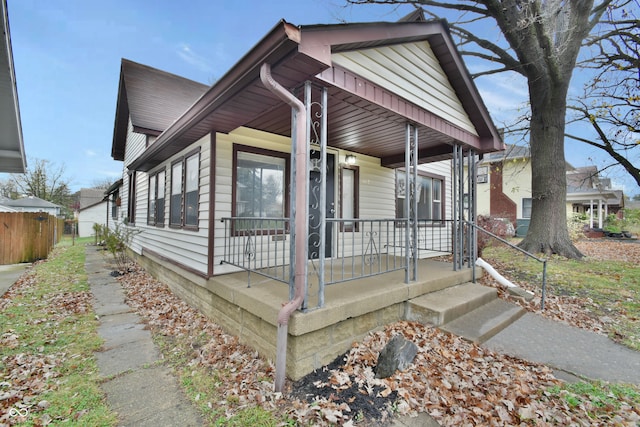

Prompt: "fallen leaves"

[114,250,640,426]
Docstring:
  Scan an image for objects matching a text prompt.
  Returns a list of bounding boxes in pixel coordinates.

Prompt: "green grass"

[482,244,640,351]
[546,381,640,416]
[0,241,117,426]
[153,333,290,426]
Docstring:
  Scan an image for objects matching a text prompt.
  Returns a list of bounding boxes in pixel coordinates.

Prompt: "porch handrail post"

[318,84,328,307]
[411,125,418,281]
[404,123,411,283]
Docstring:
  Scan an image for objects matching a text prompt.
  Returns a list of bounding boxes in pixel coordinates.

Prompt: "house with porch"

[110,16,503,389]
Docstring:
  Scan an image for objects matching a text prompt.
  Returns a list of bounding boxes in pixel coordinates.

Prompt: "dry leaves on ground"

[117,259,640,426]
[0,263,90,425]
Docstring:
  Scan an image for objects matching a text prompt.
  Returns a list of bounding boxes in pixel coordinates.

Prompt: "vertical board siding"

[332,42,476,135]
[0,212,64,264]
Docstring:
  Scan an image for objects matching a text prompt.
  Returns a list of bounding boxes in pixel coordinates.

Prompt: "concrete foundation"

[133,250,474,381]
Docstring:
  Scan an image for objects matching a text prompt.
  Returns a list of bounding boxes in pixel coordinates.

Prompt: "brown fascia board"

[127,20,304,172]
[111,69,129,161]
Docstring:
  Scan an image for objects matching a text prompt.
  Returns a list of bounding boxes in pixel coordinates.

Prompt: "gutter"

[259,63,307,393]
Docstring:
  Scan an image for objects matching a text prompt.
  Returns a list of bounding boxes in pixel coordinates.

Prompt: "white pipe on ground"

[260,63,307,393]
[475,257,516,289]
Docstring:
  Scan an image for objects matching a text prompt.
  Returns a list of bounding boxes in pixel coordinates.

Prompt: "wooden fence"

[0,212,64,265]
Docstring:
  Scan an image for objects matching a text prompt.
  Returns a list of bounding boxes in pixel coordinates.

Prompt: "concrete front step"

[440,298,526,344]
[406,282,497,326]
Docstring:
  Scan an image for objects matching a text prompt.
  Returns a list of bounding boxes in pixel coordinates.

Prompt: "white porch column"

[589,199,594,228]
[598,199,603,229]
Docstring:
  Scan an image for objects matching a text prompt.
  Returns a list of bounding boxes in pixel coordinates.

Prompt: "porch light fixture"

[345,154,356,165]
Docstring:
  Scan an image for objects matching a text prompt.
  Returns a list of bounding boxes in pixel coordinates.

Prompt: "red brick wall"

[489,162,517,225]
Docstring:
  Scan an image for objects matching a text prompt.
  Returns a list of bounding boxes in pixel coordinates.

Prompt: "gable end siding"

[332,42,477,135]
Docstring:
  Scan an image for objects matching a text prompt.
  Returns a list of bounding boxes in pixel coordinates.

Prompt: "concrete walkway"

[85,247,204,426]
[484,312,640,384]
[0,263,30,296]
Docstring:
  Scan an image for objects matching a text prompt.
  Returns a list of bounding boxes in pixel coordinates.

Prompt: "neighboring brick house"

[476,144,624,235]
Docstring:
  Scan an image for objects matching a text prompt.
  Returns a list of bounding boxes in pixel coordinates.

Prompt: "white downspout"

[475,257,516,289]
[260,63,307,393]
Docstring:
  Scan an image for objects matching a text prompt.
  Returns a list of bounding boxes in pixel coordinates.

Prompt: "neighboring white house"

[77,199,108,237]
[0,196,61,216]
[74,187,110,237]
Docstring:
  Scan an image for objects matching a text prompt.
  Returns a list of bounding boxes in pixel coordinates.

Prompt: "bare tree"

[567,1,639,188]
[90,178,117,190]
[347,0,619,258]
[9,158,73,208]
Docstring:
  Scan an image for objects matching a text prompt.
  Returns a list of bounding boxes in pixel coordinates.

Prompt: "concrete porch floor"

[215,258,475,340]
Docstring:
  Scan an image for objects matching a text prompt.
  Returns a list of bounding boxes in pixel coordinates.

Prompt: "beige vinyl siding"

[127,134,211,274]
[332,42,477,135]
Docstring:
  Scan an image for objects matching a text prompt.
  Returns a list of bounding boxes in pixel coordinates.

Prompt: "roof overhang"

[127,19,503,172]
[0,0,26,173]
[567,189,623,205]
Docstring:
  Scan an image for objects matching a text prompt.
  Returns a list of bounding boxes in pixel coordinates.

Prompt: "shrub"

[567,212,587,242]
[102,223,141,273]
[476,215,515,257]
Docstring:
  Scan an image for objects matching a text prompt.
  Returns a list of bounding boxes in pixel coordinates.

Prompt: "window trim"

[169,148,201,231]
[340,164,359,232]
[232,144,290,235]
[395,169,446,225]
[147,168,166,227]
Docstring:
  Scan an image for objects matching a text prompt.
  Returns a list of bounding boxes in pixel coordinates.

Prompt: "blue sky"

[3,0,638,196]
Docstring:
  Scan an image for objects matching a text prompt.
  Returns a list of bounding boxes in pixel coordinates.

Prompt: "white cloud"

[85,149,97,157]
[177,43,213,73]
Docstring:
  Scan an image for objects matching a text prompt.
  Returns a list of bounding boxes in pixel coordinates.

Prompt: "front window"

[233,145,289,230]
[169,149,200,229]
[396,170,444,221]
[522,198,532,218]
[148,169,165,226]
[111,189,119,219]
[184,154,199,227]
[170,161,182,226]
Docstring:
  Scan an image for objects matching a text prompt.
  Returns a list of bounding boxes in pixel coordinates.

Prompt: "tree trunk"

[518,80,584,258]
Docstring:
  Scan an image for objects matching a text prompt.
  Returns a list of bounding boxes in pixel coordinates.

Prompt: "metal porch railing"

[467,221,548,310]
[220,217,457,307]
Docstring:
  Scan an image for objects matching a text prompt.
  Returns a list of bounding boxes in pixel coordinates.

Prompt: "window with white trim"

[522,198,532,219]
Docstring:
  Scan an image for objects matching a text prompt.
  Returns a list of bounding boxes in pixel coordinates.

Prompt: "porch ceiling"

[128,19,502,172]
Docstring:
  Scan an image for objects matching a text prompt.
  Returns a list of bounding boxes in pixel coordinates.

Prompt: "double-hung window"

[148,169,165,226]
[170,149,200,229]
[232,144,289,231]
[522,198,532,219]
[396,170,444,222]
